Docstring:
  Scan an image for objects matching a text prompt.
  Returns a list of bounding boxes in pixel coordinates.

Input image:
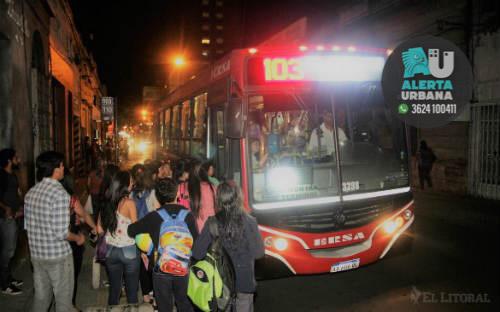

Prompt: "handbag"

[95,234,108,263]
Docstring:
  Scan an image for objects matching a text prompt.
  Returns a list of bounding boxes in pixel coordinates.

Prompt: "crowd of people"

[0,147,264,312]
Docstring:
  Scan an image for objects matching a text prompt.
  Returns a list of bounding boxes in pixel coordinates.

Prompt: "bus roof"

[157,45,388,111]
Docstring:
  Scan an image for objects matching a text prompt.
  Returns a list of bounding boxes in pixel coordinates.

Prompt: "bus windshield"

[248,83,409,203]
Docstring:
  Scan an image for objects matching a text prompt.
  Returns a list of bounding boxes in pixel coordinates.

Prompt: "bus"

[155,45,414,276]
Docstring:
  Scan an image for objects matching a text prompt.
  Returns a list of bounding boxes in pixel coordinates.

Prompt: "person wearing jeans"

[0,218,19,292]
[97,170,139,306]
[31,254,74,310]
[24,151,85,312]
[105,246,140,305]
[0,148,24,295]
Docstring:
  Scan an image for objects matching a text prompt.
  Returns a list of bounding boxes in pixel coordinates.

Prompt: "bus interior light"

[299,45,308,51]
[248,47,258,54]
[332,45,341,51]
[347,46,357,52]
[386,49,393,56]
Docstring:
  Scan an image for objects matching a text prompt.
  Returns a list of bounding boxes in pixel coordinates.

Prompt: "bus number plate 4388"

[331,258,360,273]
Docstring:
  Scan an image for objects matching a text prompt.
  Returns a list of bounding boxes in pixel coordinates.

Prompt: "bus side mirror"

[225,97,246,138]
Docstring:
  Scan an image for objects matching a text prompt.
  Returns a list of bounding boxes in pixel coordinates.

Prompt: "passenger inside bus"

[251,139,268,170]
[307,108,348,157]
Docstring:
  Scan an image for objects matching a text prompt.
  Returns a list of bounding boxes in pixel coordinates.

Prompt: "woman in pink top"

[186,161,217,233]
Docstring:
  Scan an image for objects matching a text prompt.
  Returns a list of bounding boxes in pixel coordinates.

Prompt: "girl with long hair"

[97,170,140,306]
[93,164,120,220]
[130,164,158,304]
[192,182,265,312]
[186,160,216,233]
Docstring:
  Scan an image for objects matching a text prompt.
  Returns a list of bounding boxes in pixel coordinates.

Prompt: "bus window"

[248,87,409,203]
[159,111,164,148]
[248,93,330,202]
[335,84,409,192]
[164,108,171,149]
[213,109,225,178]
[181,100,191,154]
[172,105,180,153]
[192,93,207,157]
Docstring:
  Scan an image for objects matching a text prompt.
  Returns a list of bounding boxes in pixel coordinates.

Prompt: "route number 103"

[263,57,305,81]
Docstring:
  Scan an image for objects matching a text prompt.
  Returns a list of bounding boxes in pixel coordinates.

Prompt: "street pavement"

[1,168,498,311]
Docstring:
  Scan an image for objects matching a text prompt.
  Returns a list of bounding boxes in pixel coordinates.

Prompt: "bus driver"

[307,109,348,156]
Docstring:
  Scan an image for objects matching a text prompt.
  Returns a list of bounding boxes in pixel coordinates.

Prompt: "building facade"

[0,0,103,189]
[0,0,53,190]
[323,0,499,199]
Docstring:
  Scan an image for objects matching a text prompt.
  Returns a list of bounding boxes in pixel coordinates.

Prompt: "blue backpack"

[156,209,194,276]
[133,190,151,219]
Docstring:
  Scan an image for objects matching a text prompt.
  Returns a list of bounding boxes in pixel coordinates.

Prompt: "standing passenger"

[417,140,437,190]
[60,171,97,309]
[25,151,85,312]
[187,161,216,233]
[192,182,265,312]
[0,149,24,295]
[130,164,157,303]
[202,160,220,186]
[97,171,140,306]
[128,178,197,312]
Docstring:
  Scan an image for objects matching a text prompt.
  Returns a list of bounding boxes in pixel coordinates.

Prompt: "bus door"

[209,106,226,179]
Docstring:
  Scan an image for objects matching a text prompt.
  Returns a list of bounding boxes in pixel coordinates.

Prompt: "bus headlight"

[264,237,289,251]
[274,238,289,251]
[403,209,412,221]
[383,216,404,234]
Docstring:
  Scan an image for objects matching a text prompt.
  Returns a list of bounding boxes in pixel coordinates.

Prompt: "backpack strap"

[157,209,172,222]
[176,209,189,222]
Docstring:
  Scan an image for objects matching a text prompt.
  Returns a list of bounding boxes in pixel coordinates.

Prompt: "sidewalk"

[0,241,155,312]
[413,189,500,232]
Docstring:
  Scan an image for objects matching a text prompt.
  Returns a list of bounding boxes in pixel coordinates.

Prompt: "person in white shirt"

[308,110,348,156]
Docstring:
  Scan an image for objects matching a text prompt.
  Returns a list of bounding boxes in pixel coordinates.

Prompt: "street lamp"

[173,55,185,67]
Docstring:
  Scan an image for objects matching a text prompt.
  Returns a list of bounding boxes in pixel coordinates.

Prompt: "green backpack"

[188,218,236,311]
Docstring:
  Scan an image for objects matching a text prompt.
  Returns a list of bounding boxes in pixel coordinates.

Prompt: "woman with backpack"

[192,182,265,312]
[97,170,140,306]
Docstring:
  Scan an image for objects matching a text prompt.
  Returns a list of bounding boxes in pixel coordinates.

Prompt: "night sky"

[70,0,339,120]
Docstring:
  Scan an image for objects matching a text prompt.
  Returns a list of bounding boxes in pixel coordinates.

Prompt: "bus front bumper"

[257,201,414,276]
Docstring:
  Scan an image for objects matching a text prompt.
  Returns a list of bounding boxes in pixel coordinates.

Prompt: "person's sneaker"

[1,285,23,295]
[10,279,23,287]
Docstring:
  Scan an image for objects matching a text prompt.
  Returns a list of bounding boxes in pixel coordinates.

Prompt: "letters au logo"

[402,47,454,78]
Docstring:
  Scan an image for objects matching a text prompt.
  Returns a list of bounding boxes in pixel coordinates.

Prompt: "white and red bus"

[155,45,414,276]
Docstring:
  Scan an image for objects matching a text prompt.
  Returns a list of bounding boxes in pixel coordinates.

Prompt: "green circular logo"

[382,36,473,128]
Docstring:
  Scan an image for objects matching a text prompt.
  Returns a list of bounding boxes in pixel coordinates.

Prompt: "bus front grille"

[276,202,393,233]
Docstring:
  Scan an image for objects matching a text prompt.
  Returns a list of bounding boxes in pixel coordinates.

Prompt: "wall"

[0,0,51,190]
[329,0,472,194]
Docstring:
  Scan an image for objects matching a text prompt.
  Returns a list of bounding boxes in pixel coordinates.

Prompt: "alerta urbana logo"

[401,47,454,101]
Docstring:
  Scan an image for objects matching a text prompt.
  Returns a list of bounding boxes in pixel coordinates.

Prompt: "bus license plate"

[330,259,360,273]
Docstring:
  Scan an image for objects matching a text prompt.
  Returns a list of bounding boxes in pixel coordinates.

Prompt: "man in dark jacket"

[417,140,437,189]
[0,148,23,295]
[128,178,197,312]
